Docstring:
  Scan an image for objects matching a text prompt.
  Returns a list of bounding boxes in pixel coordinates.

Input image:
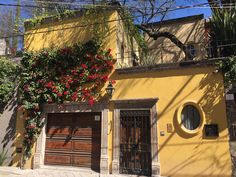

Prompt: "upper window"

[181,105,201,130]
[186,44,196,60]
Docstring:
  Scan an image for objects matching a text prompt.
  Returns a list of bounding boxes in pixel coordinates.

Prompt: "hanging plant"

[19,39,115,162]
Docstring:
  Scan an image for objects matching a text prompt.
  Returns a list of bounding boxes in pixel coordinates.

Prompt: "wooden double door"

[44,112,101,171]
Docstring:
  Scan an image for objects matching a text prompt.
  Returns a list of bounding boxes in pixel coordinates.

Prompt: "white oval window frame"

[177,101,204,134]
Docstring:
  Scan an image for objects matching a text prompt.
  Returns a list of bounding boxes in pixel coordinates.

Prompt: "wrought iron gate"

[119,110,151,176]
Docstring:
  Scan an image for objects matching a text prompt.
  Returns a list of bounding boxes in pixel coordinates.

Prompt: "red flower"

[27,124,36,129]
[81,64,87,69]
[82,89,90,97]
[37,79,44,84]
[52,89,58,93]
[45,81,54,88]
[57,92,62,97]
[91,65,98,70]
[73,79,79,83]
[106,60,114,69]
[88,97,95,106]
[79,73,85,78]
[107,48,112,53]
[23,85,29,92]
[88,75,96,80]
[71,70,78,76]
[96,55,103,60]
[65,83,70,89]
[111,80,116,84]
[68,79,73,84]
[71,92,78,101]
[64,91,69,95]
[101,75,109,82]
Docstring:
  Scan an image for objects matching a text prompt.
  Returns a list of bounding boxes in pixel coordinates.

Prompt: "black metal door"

[120,110,151,176]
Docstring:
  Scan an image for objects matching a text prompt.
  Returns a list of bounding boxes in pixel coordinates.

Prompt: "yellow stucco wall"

[19,9,232,177]
[24,10,118,57]
[110,67,231,177]
[146,17,206,63]
[12,107,36,169]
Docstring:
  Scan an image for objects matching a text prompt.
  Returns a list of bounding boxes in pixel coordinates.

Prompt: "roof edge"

[147,14,204,27]
[116,58,223,74]
[24,7,118,30]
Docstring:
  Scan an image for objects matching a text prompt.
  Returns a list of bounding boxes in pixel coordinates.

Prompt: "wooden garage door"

[45,112,101,171]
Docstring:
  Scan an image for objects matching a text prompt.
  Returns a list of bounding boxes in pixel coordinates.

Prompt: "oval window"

[181,105,201,130]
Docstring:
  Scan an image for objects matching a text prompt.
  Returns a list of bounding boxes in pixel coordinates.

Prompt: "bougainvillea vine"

[19,39,115,162]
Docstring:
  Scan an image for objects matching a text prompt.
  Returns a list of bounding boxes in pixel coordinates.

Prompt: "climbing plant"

[19,39,115,162]
[0,57,19,108]
[218,56,236,88]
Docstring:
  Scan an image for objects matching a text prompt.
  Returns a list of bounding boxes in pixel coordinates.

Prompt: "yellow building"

[145,14,207,64]
[12,9,232,177]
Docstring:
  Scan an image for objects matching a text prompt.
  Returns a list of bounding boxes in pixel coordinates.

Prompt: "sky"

[169,0,212,19]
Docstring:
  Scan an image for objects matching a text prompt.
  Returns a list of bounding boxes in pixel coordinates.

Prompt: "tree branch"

[137,24,192,60]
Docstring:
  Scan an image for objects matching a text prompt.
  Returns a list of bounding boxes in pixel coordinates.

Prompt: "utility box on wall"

[204,124,219,137]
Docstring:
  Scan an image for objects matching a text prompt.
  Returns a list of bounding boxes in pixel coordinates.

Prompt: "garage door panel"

[46,127,71,137]
[73,128,92,137]
[73,141,92,152]
[46,139,72,151]
[45,153,71,165]
[45,112,101,171]
[73,155,91,167]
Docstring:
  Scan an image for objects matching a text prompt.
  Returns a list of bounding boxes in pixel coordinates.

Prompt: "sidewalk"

[0,167,155,177]
[0,166,100,177]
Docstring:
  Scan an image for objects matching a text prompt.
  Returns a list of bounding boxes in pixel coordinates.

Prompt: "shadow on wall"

[146,19,206,64]
[0,90,18,166]
[110,68,231,176]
